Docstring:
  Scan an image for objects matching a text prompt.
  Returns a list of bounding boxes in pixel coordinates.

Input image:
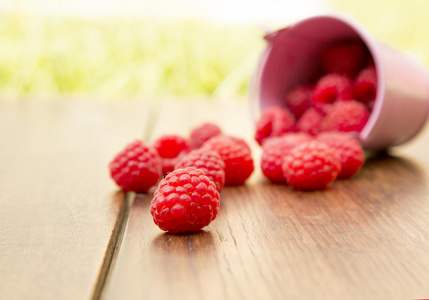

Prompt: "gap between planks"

[91,100,161,300]
[91,192,135,300]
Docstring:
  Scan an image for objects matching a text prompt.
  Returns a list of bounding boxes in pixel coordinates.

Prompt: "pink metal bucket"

[251,13,429,150]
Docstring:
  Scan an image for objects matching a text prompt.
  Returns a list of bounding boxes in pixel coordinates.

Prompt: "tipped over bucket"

[251,13,429,150]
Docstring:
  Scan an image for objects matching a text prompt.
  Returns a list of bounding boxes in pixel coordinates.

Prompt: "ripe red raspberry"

[285,85,313,119]
[321,40,367,77]
[175,149,225,192]
[317,132,365,179]
[153,134,191,175]
[153,134,190,158]
[109,140,161,193]
[296,108,325,136]
[190,122,222,149]
[282,141,341,190]
[203,135,254,186]
[254,106,295,146]
[261,133,313,183]
[354,66,377,106]
[150,167,220,233]
[312,73,354,110]
[323,100,370,133]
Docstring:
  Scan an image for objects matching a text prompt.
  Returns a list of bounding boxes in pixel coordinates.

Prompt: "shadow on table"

[150,230,217,257]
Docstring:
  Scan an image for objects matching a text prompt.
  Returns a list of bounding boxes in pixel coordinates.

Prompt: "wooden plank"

[0,100,148,300]
[103,100,429,300]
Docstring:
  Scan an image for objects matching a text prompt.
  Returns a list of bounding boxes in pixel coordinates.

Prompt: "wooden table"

[1,99,429,300]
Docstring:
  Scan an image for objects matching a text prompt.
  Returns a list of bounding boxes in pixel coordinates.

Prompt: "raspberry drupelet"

[150,167,220,233]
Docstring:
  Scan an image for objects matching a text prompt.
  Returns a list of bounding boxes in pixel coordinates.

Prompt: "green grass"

[330,0,429,65]
[0,16,263,100]
[1,1,429,100]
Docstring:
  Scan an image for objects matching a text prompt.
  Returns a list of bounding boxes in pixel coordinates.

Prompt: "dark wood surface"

[1,100,429,300]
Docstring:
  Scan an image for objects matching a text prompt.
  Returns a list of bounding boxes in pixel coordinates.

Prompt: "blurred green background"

[1,0,428,100]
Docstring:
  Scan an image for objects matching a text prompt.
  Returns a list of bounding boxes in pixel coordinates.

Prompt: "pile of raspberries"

[109,40,373,233]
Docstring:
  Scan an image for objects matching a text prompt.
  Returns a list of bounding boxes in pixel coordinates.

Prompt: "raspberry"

[150,167,220,233]
[296,108,324,136]
[175,149,225,192]
[109,140,161,193]
[285,85,313,119]
[354,66,377,106]
[153,134,191,175]
[317,132,365,179]
[323,100,370,133]
[190,122,222,149]
[321,40,367,77]
[282,141,341,190]
[203,135,254,186]
[153,134,191,158]
[254,106,295,146]
[261,133,313,183]
[312,73,354,110]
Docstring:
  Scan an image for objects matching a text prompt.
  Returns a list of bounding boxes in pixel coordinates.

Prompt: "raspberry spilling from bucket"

[354,65,377,108]
[323,100,370,133]
[312,73,354,110]
[322,40,368,77]
[254,106,295,146]
[317,132,365,179]
[285,85,313,119]
[261,133,313,183]
[282,140,342,190]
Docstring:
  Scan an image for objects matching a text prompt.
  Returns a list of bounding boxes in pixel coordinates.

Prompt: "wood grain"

[103,101,429,300]
[0,100,148,300]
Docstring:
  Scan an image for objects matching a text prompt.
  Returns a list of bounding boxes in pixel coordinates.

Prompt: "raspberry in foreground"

[261,133,313,183]
[285,85,313,119]
[109,140,161,193]
[312,73,354,110]
[190,122,222,149]
[175,149,226,192]
[254,106,295,146]
[150,167,220,233]
[354,66,377,106]
[153,134,191,175]
[321,40,367,77]
[203,135,254,186]
[282,140,341,190]
[317,132,365,179]
[323,100,370,133]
